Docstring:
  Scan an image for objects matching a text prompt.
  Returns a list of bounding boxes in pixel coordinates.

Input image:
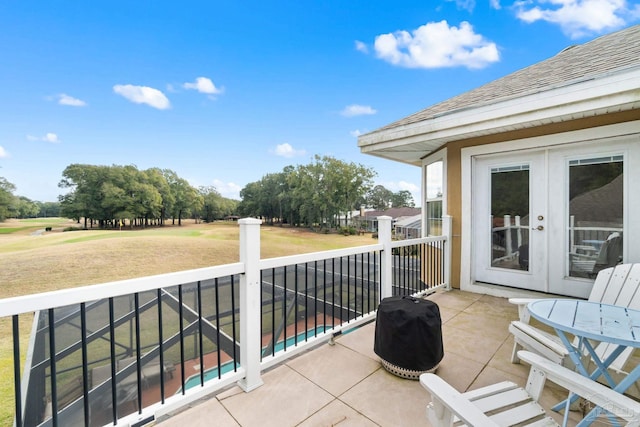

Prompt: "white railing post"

[504,214,512,257]
[237,218,264,392]
[378,216,393,300]
[443,215,452,291]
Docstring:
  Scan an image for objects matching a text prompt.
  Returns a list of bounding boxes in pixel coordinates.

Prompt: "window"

[425,160,443,236]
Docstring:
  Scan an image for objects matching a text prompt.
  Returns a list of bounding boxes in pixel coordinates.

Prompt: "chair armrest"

[420,373,500,427]
[508,298,538,322]
[518,351,640,423]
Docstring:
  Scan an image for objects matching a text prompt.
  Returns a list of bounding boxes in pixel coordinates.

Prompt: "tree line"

[0,155,415,227]
[237,155,414,229]
[0,177,61,221]
[57,164,237,228]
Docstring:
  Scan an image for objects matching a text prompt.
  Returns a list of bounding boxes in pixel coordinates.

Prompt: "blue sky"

[1,1,639,203]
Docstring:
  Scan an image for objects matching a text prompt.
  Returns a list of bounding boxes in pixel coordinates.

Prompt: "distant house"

[353,207,421,233]
[394,214,422,239]
[358,24,640,299]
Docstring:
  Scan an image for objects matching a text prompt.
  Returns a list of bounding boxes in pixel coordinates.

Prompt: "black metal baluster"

[339,257,344,321]
[304,263,309,339]
[294,266,299,344]
[283,266,288,350]
[347,255,351,322]
[373,252,381,309]
[48,309,58,427]
[259,270,264,361]
[134,293,143,411]
[314,260,318,335]
[197,281,204,386]
[178,285,186,394]
[366,252,371,313]
[358,253,363,317]
[331,258,335,327]
[230,276,238,371]
[13,315,22,427]
[79,303,90,426]
[404,247,408,294]
[271,268,276,356]
[419,243,424,291]
[108,298,117,423]
[215,278,222,379]
[157,289,165,403]
[323,260,327,331]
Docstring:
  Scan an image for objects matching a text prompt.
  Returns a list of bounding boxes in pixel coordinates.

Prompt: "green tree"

[12,196,39,218]
[0,177,16,221]
[146,168,175,226]
[390,190,415,208]
[366,185,393,210]
[164,171,202,225]
[36,201,61,217]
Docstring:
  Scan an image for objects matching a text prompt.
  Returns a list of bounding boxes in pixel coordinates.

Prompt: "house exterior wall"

[439,110,640,290]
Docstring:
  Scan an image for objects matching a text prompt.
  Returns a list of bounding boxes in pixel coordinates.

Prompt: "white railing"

[0,215,451,427]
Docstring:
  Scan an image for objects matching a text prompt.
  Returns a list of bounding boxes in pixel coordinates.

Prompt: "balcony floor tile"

[156,289,615,426]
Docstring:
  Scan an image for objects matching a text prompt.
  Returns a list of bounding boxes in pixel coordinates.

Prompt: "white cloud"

[272,143,306,158]
[374,20,499,69]
[514,0,638,39]
[58,93,87,107]
[382,180,421,204]
[212,179,242,200]
[341,104,377,117]
[43,133,60,143]
[0,146,8,158]
[27,133,60,143]
[183,77,223,95]
[490,0,501,9]
[350,129,364,137]
[355,40,369,53]
[447,0,476,12]
[113,84,171,110]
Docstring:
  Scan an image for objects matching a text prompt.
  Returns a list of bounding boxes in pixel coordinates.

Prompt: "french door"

[472,152,547,292]
[472,144,628,298]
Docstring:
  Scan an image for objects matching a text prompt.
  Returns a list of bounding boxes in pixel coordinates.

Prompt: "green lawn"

[0,218,374,426]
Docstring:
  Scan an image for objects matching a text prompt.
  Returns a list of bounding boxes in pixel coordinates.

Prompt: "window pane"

[425,160,443,236]
[426,161,443,199]
[568,159,623,278]
[491,166,529,271]
[426,200,442,236]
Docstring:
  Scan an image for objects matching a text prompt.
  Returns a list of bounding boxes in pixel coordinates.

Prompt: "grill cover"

[374,296,443,372]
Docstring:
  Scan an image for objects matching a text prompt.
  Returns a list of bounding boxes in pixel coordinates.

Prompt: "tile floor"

[154,290,617,427]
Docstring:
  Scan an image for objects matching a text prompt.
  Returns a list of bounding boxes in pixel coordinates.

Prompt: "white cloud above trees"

[27,133,60,143]
[272,143,306,158]
[58,94,87,106]
[341,104,377,117]
[183,77,223,95]
[514,0,639,39]
[113,84,171,110]
[372,20,499,69]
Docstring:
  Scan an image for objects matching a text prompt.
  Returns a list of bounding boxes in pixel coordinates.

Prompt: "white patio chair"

[509,263,640,374]
[420,350,640,426]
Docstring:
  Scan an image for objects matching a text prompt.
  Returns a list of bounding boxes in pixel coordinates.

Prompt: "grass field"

[0,218,374,426]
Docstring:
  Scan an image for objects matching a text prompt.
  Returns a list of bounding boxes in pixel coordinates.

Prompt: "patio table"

[528,299,640,427]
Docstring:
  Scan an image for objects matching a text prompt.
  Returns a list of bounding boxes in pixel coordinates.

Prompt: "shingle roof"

[368,24,640,135]
[356,207,421,219]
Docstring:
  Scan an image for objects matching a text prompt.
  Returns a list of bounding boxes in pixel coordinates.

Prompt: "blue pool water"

[182,325,329,391]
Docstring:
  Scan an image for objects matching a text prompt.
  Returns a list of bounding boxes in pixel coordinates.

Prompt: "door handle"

[532,225,544,231]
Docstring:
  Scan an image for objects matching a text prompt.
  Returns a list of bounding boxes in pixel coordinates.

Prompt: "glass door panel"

[490,165,530,271]
[567,156,623,278]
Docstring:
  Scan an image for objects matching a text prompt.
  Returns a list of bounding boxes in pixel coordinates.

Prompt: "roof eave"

[358,67,640,164]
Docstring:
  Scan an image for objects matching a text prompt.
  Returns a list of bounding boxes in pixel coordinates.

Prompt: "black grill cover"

[374,296,443,371]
